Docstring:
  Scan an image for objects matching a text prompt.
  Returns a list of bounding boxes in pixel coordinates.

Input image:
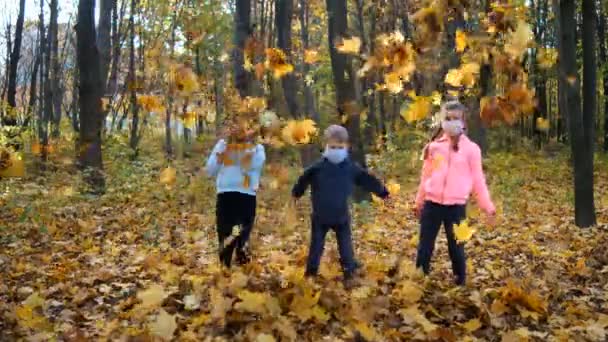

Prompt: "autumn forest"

[1,0,608,341]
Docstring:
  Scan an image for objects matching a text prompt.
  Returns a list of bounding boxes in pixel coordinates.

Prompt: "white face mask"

[442,120,464,137]
[323,146,348,164]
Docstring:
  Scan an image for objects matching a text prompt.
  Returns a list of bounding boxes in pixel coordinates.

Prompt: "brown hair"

[423,100,468,158]
[324,124,349,143]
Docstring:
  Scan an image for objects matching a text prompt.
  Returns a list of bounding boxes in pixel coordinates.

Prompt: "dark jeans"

[306,217,356,277]
[416,201,467,285]
[216,192,256,267]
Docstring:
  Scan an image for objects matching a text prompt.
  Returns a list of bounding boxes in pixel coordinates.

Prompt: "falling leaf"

[304,49,320,64]
[281,119,318,145]
[384,72,404,94]
[137,284,168,308]
[160,167,177,186]
[149,309,177,341]
[537,48,558,69]
[336,36,361,54]
[402,95,432,123]
[387,181,401,195]
[454,220,476,243]
[265,48,295,79]
[504,19,533,60]
[353,321,380,341]
[536,117,549,132]
[456,29,468,52]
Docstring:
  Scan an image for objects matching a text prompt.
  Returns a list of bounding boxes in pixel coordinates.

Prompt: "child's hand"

[414,202,423,218]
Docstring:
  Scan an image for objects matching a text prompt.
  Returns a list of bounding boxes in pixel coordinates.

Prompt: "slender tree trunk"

[326,0,367,201]
[49,0,62,139]
[41,0,58,161]
[471,1,491,153]
[559,0,596,227]
[28,27,42,117]
[128,0,140,154]
[5,0,26,125]
[1,23,11,103]
[598,3,608,152]
[234,0,252,97]
[76,0,105,193]
[275,0,298,116]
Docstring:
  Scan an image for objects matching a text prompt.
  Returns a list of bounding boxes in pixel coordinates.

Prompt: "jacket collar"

[436,133,470,143]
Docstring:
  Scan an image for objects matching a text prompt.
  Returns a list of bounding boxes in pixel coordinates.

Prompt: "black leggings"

[216,192,256,267]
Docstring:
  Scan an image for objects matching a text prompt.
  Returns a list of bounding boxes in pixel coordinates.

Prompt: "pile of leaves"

[1,140,608,341]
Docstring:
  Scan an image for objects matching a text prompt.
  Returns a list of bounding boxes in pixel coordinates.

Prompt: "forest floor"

[1,136,608,341]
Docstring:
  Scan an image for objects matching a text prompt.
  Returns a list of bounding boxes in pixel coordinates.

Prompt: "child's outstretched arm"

[205,139,226,177]
[469,144,495,215]
[353,164,389,199]
[292,163,318,198]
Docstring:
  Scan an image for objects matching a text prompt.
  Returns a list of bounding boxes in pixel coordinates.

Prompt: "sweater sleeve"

[205,139,226,177]
[415,145,432,207]
[469,144,495,214]
[292,162,318,198]
[353,163,389,198]
[251,144,266,171]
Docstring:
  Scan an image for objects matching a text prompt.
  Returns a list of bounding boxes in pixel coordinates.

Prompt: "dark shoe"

[454,276,466,286]
[236,248,251,265]
[343,273,357,289]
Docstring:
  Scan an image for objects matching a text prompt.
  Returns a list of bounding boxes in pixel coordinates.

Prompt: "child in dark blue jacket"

[292,125,389,282]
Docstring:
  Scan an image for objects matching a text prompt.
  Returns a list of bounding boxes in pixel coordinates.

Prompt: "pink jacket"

[415,134,495,214]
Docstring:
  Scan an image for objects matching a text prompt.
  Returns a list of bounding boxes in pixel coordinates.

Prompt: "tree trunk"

[234,0,252,97]
[76,0,105,193]
[598,2,608,152]
[276,0,298,116]
[559,0,596,227]
[48,0,61,140]
[27,24,42,117]
[326,0,367,201]
[128,0,140,154]
[5,0,26,125]
[471,1,491,153]
[299,0,318,122]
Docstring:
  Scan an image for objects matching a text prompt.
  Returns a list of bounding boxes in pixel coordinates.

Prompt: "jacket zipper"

[441,146,452,203]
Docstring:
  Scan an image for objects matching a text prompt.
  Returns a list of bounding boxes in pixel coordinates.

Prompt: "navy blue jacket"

[292,158,389,225]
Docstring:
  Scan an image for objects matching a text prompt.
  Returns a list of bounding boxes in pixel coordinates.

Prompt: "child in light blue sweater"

[206,134,266,267]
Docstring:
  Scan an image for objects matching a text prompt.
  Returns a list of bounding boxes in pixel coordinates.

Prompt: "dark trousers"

[306,217,356,277]
[416,201,467,285]
[216,192,256,267]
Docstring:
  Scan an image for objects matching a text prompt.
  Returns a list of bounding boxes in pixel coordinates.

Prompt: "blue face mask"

[323,146,348,164]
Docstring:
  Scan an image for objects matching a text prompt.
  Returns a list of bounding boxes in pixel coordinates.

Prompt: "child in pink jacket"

[415,101,496,286]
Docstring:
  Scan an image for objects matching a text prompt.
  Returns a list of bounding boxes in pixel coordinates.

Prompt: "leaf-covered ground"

[1,140,608,341]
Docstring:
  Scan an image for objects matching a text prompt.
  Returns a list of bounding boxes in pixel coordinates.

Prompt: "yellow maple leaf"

[402,95,432,123]
[265,48,295,79]
[336,36,361,55]
[15,305,52,330]
[454,220,476,243]
[0,151,24,178]
[181,111,197,129]
[537,47,558,69]
[504,19,533,60]
[304,49,320,64]
[462,318,482,332]
[536,117,550,132]
[445,63,480,88]
[159,167,177,186]
[354,321,380,341]
[256,334,276,342]
[137,284,168,308]
[399,305,437,333]
[149,309,177,341]
[384,72,403,94]
[456,29,468,52]
[281,119,317,145]
[387,181,401,195]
